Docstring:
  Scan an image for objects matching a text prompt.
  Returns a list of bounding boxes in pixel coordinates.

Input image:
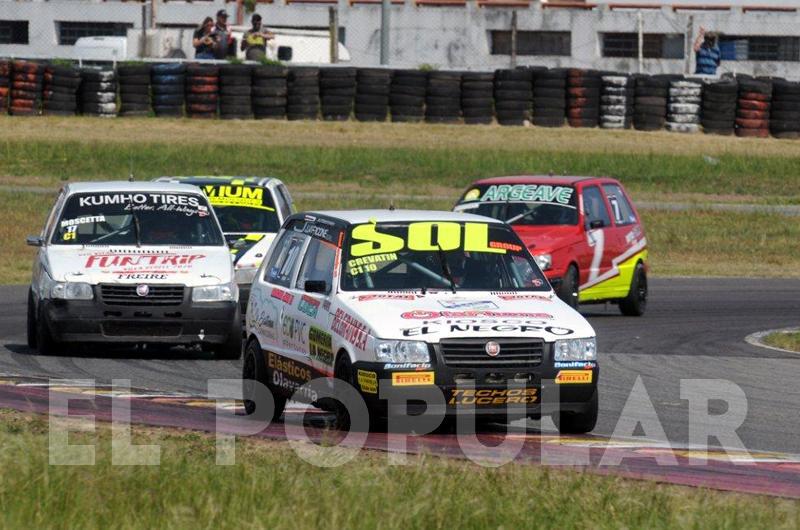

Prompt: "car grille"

[102,322,182,337]
[100,284,185,306]
[439,338,545,368]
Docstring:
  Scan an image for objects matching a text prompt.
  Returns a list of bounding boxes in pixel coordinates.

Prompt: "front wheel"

[215,308,244,360]
[333,354,354,431]
[619,263,647,316]
[27,288,37,350]
[558,265,579,310]
[554,390,598,434]
[35,305,59,355]
[242,339,286,421]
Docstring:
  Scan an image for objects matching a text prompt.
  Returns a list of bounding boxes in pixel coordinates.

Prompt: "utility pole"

[685,15,694,75]
[380,0,390,65]
[510,11,518,68]
[329,6,339,64]
[637,11,644,73]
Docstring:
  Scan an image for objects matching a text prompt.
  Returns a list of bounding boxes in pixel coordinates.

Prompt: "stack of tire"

[425,71,461,124]
[219,64,253,120]
[389,69,426,123]
[287,67,319,121]
[600,74,633,129]
[355,68,391,122]
[666,79,702,134]
[186,64,219,119]
[633,75,670,131]
[42,64,81,116]
[493,69,532,126]
[9,60,43,116]
[319,67,354,121]
[253,65,288,120]
[770,79,800,139]
[460,71,494,125]
[79,69,117,118]
[735,78,772,139]
[151,63,185,118]
[118,64,151,117]
[701,79,737,135]
[567,68,601,128]
[0,60,8,113]
[532,68,567,128]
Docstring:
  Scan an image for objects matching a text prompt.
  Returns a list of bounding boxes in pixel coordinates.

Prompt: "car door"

[579,184,614,290]
[600,182,644,298]
[292,236,338,377]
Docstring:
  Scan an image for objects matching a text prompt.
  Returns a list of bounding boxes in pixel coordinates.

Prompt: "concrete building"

[1,1,799,77]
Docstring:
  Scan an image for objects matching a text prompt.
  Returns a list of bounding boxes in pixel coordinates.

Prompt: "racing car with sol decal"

[26,182,242,358]
[243,210,598,433]
[454,176,648,316]
[155,176,295,310]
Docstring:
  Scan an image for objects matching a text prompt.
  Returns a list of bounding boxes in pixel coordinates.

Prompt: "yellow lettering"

[407,222,461,252]
[350,223,405,257]
[464,223,505,254]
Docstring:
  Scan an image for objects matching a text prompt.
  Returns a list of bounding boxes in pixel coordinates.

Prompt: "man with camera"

[241,14,275,61]
[694,26,722,75]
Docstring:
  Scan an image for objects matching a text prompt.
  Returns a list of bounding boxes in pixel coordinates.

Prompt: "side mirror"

[588,219,605,230]
[26,236,43,247]
[304,280,327,294]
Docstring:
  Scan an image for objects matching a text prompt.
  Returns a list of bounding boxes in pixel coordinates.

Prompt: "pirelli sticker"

[555,370,594,384]
[448,388,538,406]
[391,371,435,386]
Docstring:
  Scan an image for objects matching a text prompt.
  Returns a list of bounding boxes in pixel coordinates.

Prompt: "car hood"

[513,225,581,253]
[337,290,594,343]
[44,245,233,286]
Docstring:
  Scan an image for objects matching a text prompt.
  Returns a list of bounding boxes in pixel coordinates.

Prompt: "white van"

[26,181,242,359]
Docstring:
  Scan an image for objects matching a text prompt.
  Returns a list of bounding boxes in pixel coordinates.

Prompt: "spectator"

[193,17,215,59]
[694,27,721,75]
[212,9,235,59]
[241,14,274,61]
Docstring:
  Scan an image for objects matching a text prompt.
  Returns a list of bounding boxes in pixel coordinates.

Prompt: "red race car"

[454,176,648,316]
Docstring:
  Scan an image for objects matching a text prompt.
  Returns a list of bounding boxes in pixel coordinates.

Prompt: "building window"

[601,33,684,59]
[719,35,800,62]
[58,22,133,46]
[491,31,571,56]
[0,20,29,45]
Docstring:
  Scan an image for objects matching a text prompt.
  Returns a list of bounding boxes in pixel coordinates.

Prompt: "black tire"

[242,339,286,420]
[26,288,37,349]
[333,354,354,430]
[619,262,647,316]
[36,305,58,355]
[554,389,598,434]
[558,264,579,310]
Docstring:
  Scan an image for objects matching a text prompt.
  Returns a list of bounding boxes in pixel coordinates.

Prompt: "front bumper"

[41,288,240,345]
[352,342,597,419]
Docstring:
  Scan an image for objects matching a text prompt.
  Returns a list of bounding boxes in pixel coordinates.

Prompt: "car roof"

[299,209,505,225]
[63,181,204,195]
[155,176,279,189]
[470,175,617,187]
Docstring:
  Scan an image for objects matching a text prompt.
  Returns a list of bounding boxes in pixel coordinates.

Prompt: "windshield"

[455,183,578,226]
[52,192,224,246]
[341,221,549,292]
[200,184,280,234]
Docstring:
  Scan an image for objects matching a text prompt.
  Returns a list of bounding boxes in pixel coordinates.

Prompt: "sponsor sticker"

[383,363,432,370]
[270,287,294,305]
[496,294,552,302]
[84,253,205,273]
[267,351,318,402]
[448,388,538,406]
[555,370,594,384]
[554,361,596,369]
[401,310,553,320]
[298,295,320,318]
[357,370,378,394]
[356,294,420,302]
[437,299,498,310]
[391,372,435,386]
[308,326,333,366]
[331,309,369,351]
[479,184,574,205]
[203,185,272,209]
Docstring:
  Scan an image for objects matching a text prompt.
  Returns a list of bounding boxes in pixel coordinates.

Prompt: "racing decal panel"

[579,246,647,302]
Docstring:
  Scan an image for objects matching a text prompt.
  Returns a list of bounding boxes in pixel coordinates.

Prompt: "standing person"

[694,27,721,75]
[212,9,235,59]
[192,17,216,59]
[241,14,274,61]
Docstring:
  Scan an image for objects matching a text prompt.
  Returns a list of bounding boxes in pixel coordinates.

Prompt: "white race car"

[243,210,598,432]
[155,176,295,310]
[26,181,242,359]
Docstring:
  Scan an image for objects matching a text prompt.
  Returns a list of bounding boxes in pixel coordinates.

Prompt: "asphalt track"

[1,277,799,457]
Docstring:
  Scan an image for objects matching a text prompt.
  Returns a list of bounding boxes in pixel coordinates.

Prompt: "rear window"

[455,183,578,226]
[200,184,281,234]
[52,192,224,246]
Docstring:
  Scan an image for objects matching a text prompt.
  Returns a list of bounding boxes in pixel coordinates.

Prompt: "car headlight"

[234,266,258,286]
[192,282,238,303]
[554,338,596,361]
[375,340,430,363]
[534,253,552,271]
[51,281,94,300]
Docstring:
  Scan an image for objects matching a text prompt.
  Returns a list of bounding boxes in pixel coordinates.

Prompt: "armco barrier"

[4,59,800,140]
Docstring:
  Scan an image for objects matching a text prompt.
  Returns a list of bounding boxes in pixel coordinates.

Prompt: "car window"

[276,185,294,219]
[602,184,637,226]
[454,183,578,226]
[263,231,306,287]
[201,184,281,234]
[581,186,612,229]
[295,238,337,294]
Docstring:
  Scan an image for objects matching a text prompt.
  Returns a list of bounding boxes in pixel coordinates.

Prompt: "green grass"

[764,331,800,352]
[0,410,797,529]
[3,139,800,199]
